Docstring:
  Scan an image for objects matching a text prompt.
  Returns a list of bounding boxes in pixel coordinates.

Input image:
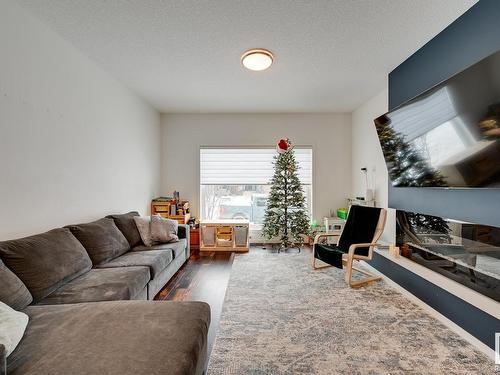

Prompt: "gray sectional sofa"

[0,211,210,375]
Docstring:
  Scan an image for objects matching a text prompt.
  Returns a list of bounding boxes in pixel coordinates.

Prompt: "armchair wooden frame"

[312,208,387,288]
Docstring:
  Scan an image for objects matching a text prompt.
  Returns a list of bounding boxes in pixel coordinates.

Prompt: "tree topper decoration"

[276,138,289,154]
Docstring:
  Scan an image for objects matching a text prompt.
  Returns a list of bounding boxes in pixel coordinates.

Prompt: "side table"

[190,227,200,255]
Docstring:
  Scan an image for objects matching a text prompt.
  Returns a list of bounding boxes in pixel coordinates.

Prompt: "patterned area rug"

[208,250,493,374]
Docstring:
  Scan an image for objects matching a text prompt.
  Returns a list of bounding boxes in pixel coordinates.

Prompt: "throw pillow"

[0,301,29,357]
[150,215,179,243]
[133,216,155,247]
[105,211,143,247]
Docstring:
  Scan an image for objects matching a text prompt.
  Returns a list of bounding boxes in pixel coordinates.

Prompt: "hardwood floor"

[155,250,235,356]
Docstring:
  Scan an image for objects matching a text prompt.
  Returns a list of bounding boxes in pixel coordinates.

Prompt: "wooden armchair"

[312,205,387,288]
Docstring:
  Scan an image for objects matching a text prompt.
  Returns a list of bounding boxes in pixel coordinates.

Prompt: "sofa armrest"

[0,344,6,375]
[178,224,190,258]
[178,224,189,239]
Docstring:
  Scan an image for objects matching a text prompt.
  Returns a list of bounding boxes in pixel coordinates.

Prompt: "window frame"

[198,145,314,228]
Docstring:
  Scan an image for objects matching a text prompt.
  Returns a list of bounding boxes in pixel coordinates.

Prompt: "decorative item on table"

[262,138,310,251]
[389,244,400,258]
[361,167,375,201]
[400,243,412,259]
[310,219,319,230]
[173,190,180,201]
[169,200,177,216]
[187,217,197,228]
[336,208,348,220]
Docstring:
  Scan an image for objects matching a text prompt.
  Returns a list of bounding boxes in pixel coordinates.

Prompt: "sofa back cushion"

[105,211,143,248]
[67,218,130,265]
[0,228,92,302]
[0,260,33,310]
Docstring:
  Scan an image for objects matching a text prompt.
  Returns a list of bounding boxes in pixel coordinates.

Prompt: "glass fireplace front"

[396,210,500,302]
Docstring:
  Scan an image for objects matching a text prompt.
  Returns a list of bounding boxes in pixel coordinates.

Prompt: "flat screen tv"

[375,50,500,188]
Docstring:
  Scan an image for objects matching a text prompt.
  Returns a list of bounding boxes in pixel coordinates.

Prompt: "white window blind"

[200,147,312,185]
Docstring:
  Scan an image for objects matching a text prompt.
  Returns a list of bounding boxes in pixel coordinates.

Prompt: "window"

[200,147,312,228]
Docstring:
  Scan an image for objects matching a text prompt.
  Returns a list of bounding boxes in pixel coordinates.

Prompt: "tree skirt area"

[208,250,493,375]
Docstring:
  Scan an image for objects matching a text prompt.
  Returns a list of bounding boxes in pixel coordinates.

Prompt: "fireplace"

[396,210,500,302]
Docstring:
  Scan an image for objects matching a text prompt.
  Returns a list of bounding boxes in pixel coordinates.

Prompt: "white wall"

[0,1,160,239]
[161,113,352,222]
[351,88,395,243]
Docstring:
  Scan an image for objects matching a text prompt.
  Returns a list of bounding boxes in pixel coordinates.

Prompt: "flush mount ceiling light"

[241,48,274,71]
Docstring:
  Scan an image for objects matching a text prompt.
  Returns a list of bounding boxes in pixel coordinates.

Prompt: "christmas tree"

[262,139,310,249]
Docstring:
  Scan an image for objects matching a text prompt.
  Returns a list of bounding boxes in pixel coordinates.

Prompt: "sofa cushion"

[150,215,179,243]
[36,267,150,305]
[0,229,92,302]
[105,211,143,248]
[133,238,187,260]
[8,301,210,375]
[66,218,130,265]
[133,216,155,246]
[0,260,32,310]
[95,250,173,278]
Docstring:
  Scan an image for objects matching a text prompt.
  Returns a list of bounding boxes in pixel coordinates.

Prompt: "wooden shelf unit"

[200,219,249,252]
[151,199,190,224]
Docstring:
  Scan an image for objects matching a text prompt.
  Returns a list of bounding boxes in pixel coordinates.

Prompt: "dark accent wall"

[388,0,500,228]
[376,0,500,351]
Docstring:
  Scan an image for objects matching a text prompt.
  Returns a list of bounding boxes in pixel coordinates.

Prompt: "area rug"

[208,250,493,374]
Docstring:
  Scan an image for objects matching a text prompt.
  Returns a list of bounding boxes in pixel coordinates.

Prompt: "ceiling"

[18,0,477,113]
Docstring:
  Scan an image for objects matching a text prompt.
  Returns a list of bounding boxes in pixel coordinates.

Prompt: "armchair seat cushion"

[36,267,149,305]
[314,244,345,269]
[95,250,173,278]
